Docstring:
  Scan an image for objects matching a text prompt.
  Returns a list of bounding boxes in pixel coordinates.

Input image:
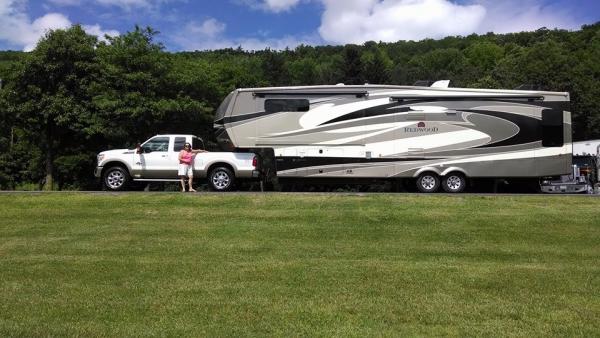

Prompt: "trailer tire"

[103,166,130,191]
[208,166,235,192]
[416,172,440,193]
[442,173,467,193]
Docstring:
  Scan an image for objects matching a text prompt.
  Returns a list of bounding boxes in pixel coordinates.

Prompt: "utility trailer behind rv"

[214,84,572,193]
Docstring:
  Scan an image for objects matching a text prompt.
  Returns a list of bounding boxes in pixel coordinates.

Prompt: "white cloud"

[235,0,302,13]
[93,0,183,11]
[94,0,152,9]
[48,0,178,10]
[0,0,118,51]
[319,0,487,44]
[47,0,81,5]
[475,0,580,33]
[235,0,582,46]
[316,0,581,44]
[184,18,226,38]
[172,17,319,51]
[82,24,120,43]
[0,0,71,51]
[263,0,302,12]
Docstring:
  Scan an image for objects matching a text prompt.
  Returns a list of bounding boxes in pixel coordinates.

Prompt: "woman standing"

[178,142,207,192]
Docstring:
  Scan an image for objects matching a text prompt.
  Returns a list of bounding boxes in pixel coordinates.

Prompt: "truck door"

[139,136,177,178]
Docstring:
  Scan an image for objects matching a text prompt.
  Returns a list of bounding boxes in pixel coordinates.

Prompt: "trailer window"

[173,137,186,151]
[265,99,309,113]
[541,109,564,147]
[215,92,234,121]
[192,137,203,150]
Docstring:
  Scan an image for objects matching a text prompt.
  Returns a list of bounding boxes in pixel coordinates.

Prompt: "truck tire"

[103,166,130,191]
[442,173,467,193]
[208,166,235,192]
[416,172,440,193]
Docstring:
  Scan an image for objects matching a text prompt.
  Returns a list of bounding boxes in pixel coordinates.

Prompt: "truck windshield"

[215,91,234,122]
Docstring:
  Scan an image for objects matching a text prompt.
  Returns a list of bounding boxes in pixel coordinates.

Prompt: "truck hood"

[99,148,136,156]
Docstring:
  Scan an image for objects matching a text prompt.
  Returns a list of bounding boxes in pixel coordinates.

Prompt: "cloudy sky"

[0,0,598,51]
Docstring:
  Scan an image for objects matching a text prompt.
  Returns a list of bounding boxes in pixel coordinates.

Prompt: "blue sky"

[0,0,598,51]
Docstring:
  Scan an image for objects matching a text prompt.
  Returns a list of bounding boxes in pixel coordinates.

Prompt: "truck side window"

[173,137,186,151]
[143,137,169,152]
[541,109,564,147]
[265,99,309,113]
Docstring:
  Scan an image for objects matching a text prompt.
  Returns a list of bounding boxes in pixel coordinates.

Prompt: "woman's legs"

[180,177,186,192]
[188,175,196,192]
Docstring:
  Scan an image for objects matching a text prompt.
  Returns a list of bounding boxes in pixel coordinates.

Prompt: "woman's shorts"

[178,163,193,177]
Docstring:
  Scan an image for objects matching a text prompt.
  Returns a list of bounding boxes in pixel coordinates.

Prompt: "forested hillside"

[0,23,598,190]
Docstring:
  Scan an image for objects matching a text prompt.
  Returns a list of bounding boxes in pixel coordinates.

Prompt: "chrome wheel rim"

[106,170,124,189]
[421,176,437,190]
[446,176,462,191]
[212,171,230,189]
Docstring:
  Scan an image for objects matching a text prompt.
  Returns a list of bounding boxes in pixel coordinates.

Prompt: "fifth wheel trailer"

[213,84,572,192]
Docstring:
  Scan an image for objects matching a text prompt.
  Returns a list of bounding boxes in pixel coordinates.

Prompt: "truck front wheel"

[103,166,130,191]
[208,166,235,192]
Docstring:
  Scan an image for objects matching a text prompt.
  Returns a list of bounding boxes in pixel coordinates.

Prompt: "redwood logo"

[405,121,438,133]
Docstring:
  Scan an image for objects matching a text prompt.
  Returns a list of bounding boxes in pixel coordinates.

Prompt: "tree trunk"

[43,119,54,191]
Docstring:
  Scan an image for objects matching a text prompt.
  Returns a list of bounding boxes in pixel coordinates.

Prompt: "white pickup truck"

[94,134,259,191]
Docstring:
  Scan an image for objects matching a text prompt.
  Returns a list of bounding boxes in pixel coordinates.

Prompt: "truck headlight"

[97,154,105,164]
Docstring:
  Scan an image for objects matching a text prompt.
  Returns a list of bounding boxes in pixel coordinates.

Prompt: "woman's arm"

[178,150,184,161]
[192,149,208,153]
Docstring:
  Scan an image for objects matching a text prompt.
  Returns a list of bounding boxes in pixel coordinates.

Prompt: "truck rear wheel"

[103,166,130,191]
[208,166,235,192]
[416,172,440,193]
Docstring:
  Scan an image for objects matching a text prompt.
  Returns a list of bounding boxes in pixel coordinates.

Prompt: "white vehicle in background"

[540,139,599,194]
[573,139,600,156]
[94,134,259,191]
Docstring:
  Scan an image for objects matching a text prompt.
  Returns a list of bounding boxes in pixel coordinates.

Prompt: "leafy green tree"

[287,58,317,85]
[407,48,469,86]
[342,44,363,84]
[465,41,504,74]
[94,26,212,147]
[315,54,345,84]
[361,46,391,84]
[6,25,100,190]
[261,49,288,86]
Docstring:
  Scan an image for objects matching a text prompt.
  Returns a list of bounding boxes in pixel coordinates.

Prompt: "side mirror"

[136,143,144,154]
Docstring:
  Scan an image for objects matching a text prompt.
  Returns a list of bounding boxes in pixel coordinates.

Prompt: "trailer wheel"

[442,173,466,193]
[208,166,235,192]
[103,166,130,191]
[416,173,440,193]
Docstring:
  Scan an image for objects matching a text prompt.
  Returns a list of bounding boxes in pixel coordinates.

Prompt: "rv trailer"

[213,84,572,192]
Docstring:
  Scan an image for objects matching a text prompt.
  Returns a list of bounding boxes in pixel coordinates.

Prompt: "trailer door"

[536,108,568,176]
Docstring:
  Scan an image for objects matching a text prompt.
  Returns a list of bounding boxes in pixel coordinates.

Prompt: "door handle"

[136,162,141,165]
[161,155,168,158]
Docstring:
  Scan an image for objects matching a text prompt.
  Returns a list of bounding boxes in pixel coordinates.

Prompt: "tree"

[361,46,391,84]
[287,58,317,85]
[342,45,363,84]
[94,26,212,147]
[260,49,288,86]
[407,48,469,86]
[6,25,100,190]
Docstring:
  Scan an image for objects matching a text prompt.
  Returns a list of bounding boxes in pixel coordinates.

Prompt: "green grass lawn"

[0,193,599,337]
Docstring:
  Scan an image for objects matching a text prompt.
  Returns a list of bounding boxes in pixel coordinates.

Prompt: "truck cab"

[95,134,259,191]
